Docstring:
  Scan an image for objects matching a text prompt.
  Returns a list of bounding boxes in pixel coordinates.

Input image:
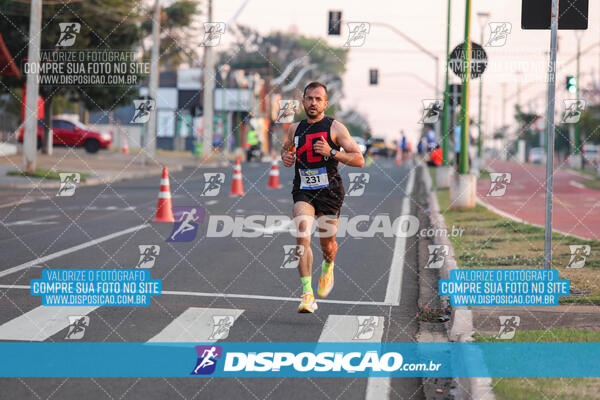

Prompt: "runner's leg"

[293,201,315,289]
[316,214,339,298]
[294,201,318,312]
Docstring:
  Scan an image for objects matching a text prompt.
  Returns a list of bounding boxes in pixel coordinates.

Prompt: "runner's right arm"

[281,122,298,167]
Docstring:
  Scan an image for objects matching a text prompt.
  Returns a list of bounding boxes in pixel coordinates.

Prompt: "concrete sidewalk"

[478,160,600,241]
[0,147,229,189]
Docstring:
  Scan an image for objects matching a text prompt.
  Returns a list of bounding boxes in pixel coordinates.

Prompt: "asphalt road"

[0,157,425,400]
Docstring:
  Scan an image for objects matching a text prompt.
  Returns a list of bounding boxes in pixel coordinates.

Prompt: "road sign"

[449,42,487,79]
[328,11,342,35]
[448,84,462,107]
[522,0,588,30]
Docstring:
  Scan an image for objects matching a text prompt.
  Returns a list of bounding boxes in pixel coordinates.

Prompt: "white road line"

[0,285,394,306]
[569,180,585,189]
[384,168,415,305]
[3,215,59,227]
[318,315,384,342]
[0,305,98,341]
[0,224,150,278]
[318,315,389,399]
[148,307,243,342]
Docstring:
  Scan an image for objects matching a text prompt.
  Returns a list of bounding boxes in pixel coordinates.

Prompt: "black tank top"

[292,116,343,194]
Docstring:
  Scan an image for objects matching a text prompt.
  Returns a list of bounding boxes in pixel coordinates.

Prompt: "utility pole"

[441,0,451,167]
[543,0,559,269]
[266,46,273,153]
[459,0,472,175]
[202,0,215,160]
[477,12,490,160]
[574,31,582,163]
[22,0,42,174]
[144,0,160,166]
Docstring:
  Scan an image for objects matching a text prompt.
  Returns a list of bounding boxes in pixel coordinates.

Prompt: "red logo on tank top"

[297,132,327,163]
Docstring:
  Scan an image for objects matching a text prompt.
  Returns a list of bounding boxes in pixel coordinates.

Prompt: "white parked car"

[529,147,545,164]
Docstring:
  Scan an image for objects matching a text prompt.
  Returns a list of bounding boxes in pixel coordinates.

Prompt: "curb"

[0,165,188,189]
[422,164,495,400]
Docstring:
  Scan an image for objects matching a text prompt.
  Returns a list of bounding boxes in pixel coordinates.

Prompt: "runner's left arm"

[314,121,364,167]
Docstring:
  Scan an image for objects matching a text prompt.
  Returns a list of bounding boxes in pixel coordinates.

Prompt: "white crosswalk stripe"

[147,307,244,342]
[319,315,389,400]
[0,306,98,341]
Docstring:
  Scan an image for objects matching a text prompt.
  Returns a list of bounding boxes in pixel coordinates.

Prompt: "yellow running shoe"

[297,292,318,313]
[317,261,334,298]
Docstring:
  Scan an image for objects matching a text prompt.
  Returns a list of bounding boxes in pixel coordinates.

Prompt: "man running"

[281,82,364,313]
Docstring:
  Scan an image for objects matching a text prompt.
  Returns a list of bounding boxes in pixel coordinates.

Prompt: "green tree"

[141,0,200,68]
[0,0,198,152]
[218,25,348,101]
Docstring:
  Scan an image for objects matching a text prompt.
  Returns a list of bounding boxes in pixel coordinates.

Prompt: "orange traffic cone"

[154,166,175,222]
[267,158,281,189]
[395,150,402,166]
[122,138,129,154]
[230,157,245,196]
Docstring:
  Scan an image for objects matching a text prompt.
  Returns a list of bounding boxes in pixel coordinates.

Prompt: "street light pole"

[442,0,451,167]
[543,0,560,269]
[476,12,490,161]
[22,0,42,174]
[574,31,582,161]
[202,0,215,161]
[459,0,472,175]
[370,22,440,99]
[144,0,160,166]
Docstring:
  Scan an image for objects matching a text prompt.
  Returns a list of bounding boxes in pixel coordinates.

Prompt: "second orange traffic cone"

[154,166,175,222]
[122,138,129,154]
[230,157,245,196]
[267,157,281,189]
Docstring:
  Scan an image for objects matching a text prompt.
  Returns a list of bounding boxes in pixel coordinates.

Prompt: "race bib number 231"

[300,167,329,190]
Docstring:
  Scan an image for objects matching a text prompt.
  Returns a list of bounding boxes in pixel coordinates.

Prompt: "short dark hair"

[303,81,328,99]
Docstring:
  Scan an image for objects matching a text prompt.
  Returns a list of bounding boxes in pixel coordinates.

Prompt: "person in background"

[425,125,436,152]
[427,145,443,167]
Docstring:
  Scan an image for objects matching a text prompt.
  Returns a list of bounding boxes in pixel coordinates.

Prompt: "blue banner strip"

[0,342,599,377]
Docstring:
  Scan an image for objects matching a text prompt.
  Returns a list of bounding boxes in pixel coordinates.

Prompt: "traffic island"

[435,165,452,189]
[449,173,476,209]
[428,164,600,399]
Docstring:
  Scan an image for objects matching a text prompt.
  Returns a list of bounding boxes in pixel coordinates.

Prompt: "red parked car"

[18,119,112,153]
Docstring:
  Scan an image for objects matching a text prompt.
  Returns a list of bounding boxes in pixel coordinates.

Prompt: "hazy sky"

[212,0,600,144]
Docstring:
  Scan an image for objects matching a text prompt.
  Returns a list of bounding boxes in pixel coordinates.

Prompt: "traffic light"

[328,11,342,35]
[369,69,378,85]
[566,75,577,93]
